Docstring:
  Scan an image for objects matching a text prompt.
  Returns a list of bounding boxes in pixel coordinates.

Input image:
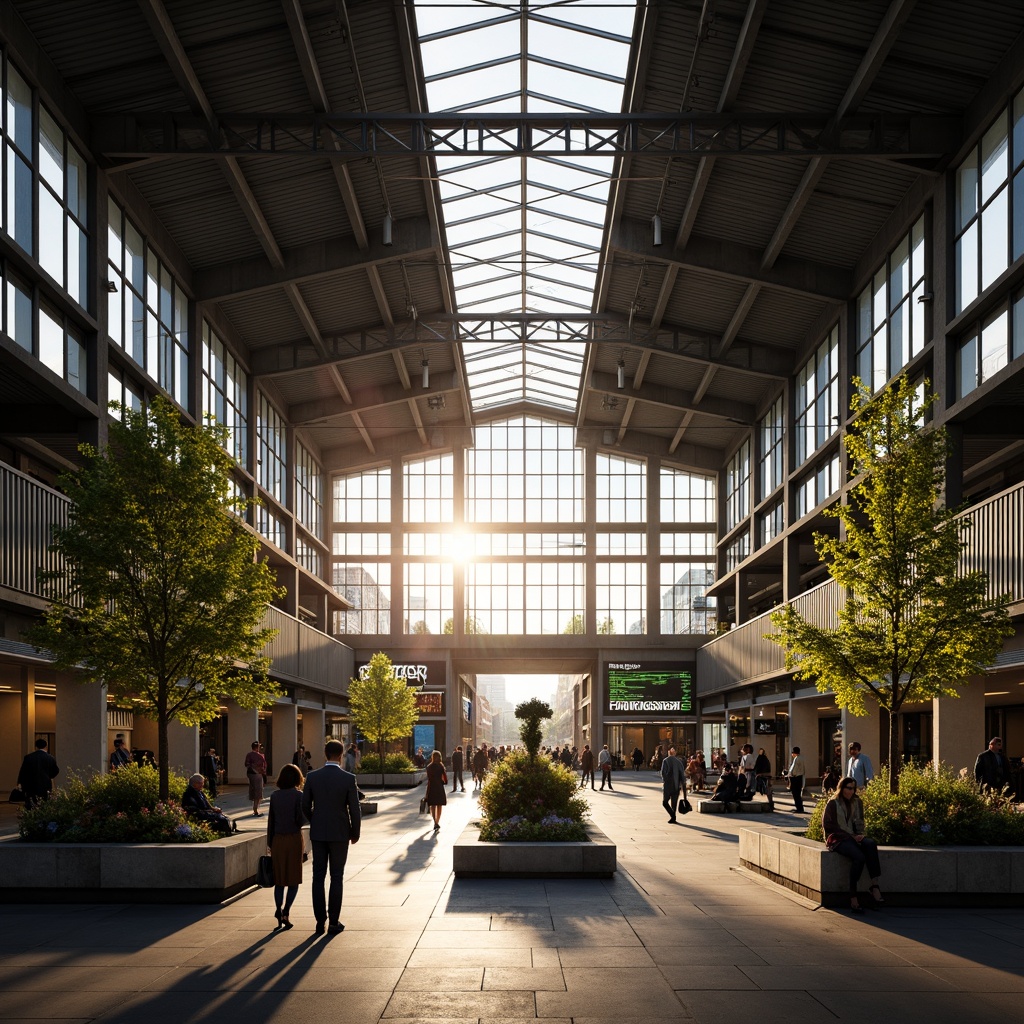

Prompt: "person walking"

[660,745,687,823]
[787,746,806,813]
[244,741,267,816]
[200,746,220,798]
[17,738,59,809]
[738,743,756,794]
[292,745,305,768]
[343,742,359,773]
[425,750,448,831]
[301,739,361,936]
[845,742,874,791]
[631,746,644,771]
[472,743,489,790]
[579,743,596,789]
[450,745,464,792]
[974,736,1012,794]
[598,743,613,790]
[822,776,884,913]
[753,747,772,795]
[267,762,306,930]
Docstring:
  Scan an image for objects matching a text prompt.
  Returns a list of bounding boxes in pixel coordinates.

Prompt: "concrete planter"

[739,824,1024,907]
[356,771,426,788]
[453,820,616,878]
[0,831,268,904]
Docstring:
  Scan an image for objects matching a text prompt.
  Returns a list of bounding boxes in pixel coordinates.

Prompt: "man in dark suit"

[17,738,59,808]
[302,738,361,936]
[200,747,221,798]
[975,736,1013,794]
[181,774,234,834]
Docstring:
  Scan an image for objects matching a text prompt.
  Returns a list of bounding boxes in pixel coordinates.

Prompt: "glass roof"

[414,0,636,413]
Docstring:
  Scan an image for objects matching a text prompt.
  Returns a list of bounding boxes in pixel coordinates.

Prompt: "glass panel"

[958,334,978,398]
[980,306,1008,383]
[981,186,1008,291]
[956,224,978,313]
[981,117,1009,203]
[67,143,88,220]
[6,273,32,351]
[957,149,978,231]
[1014,290,1024,360]
[37,185,63,284]
[38,107,64,192]
[38,303,63,377]
[7,66,32,152]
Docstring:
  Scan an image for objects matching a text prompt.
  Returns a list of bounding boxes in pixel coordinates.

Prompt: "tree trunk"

[886,706,900,794]
[158,712,170,803]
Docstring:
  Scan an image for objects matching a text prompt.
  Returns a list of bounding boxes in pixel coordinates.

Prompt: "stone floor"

[1,771,1022,1023]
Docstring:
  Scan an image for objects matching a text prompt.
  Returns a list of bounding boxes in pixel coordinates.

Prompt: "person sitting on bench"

[182,773,236,835]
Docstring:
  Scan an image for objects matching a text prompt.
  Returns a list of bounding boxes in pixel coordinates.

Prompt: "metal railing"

[698,479,1024,695]
[0,463,352,693]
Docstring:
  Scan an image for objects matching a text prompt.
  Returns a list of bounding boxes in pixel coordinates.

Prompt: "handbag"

[678,796,692,814]
[442,771,448,785]
[256,855,274,887]
[8,788,26,804]
[418,796,428,814]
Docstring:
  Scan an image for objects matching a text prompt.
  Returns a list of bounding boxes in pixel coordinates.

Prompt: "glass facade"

[330,417,715,638]
[855,217,926,393]
[795,326,839,465]
[955,87,1024,313]
[256,393,287,507]
[758,395,784,503]
[107,198,189,410]
[201,323,248,465]
[725,438,751,532]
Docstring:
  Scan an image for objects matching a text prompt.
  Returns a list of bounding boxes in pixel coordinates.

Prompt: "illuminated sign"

[605,662,694,715]
[355,660,446,688]
[415,691,444,716]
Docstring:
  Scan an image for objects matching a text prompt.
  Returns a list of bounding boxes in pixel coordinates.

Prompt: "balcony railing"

[0,462,352,693]
[697,479,1024,696]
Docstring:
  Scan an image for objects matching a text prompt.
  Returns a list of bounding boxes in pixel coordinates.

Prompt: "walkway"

[1,771,1022,1023]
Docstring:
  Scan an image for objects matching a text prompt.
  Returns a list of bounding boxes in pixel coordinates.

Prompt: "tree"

[563,614,584,635]
[442,615,488,634]
[347,652,420,786]
[515,698,553,760]
[29,398,283,800]
[767,376,1012,792]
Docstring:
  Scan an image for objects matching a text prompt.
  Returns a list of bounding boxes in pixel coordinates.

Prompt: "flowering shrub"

[357,753,416,774]
[479,814,588,842]
[477,749,589,842]
[18,763,217,844]
[805,762,1024,846]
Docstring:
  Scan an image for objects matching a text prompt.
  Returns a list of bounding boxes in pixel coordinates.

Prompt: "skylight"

[414,0,636,413]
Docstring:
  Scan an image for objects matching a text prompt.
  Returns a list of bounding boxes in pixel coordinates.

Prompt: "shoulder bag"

[678,795,692,814]
[8,788,26,804]
[419,795,428,814]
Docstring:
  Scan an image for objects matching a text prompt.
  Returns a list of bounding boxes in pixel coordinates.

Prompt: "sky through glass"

[414,0,636,412]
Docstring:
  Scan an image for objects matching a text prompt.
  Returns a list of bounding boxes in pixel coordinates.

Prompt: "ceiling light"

[427,394,445,410]
[422,358,429,389]
[984,691,1010,696]
[383,212,393,247]
[617,357,625,390]
[652,213,662,247]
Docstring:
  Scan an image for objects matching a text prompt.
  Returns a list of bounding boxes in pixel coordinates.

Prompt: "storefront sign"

[415,691,444,716]
[604,662,694,714]
[355,660,446,687]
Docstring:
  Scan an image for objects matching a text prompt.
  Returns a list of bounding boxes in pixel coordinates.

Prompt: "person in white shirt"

[738,743,756,793]
[787,746,806,813]
[598,744,613,791]
[845,742,874,791]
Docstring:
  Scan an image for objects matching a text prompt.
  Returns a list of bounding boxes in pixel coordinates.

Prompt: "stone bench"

[698,797,774,814]
[739,824,1024,907]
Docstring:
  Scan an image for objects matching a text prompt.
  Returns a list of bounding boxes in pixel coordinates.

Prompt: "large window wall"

[331,417,716,637]
[794,326,839,466]
[201,323,248,465]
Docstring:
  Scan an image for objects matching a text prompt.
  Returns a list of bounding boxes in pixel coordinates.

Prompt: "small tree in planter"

[478,699,589,841]
[347,652,419,787]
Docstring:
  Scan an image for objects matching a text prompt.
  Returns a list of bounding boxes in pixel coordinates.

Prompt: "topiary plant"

[515,698,553,759]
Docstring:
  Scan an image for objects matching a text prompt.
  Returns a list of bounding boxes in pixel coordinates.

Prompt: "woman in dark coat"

[424,749,448,831]
[266,762,305,929]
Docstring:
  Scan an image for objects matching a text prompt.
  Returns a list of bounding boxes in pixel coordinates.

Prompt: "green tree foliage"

[515,698,553,759]
[29,398,283,800]
[442,615,488,635]
[562,614,614,635]
[347,652,419,784]
[768,376,1012,792]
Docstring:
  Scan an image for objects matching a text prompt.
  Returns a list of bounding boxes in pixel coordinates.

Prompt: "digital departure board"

[605,662,695,715]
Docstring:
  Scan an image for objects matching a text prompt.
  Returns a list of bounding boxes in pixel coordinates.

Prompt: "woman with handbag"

[822,776,884,913]
[266,762,306,929]
[424,750,448,832]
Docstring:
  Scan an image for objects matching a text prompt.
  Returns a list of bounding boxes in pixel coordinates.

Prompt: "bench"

[698,797,775,814]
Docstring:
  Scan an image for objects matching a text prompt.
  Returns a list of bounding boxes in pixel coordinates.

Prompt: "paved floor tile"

[483,967,566,990]
[396,967,484,991]
[384,992,536,1017]
[658,964,758,989]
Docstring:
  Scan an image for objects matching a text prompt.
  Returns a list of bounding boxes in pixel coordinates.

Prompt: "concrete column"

[842,701,881,776]
[300,707,325,769]
[272,702,298,776]
[226,701,260,784]
[166,720,199,778]
[934,679,986,777]
[55,677,107,783]
[20,666,36,755]
[788,696,819,768]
